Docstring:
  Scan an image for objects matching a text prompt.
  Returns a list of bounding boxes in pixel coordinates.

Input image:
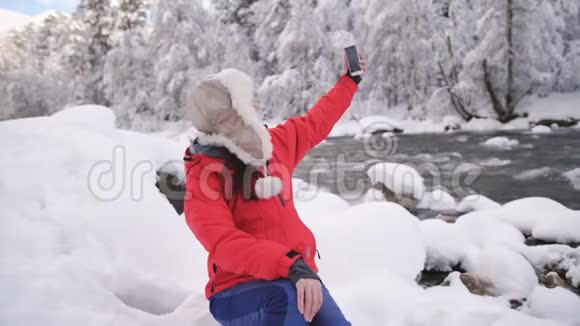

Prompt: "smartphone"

[345,45,362,76]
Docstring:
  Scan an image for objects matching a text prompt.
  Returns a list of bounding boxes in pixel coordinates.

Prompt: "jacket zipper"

[277,193,286,207]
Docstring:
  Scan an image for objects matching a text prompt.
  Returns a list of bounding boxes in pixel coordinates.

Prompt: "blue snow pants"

[209,279,351,326]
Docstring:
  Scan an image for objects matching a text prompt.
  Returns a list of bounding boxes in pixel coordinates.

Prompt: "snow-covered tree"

[148,0,211,122]
[454,0,570,122]
[362,0,437,112]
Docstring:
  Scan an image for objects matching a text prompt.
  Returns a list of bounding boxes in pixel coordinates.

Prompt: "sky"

[0,0,77,16]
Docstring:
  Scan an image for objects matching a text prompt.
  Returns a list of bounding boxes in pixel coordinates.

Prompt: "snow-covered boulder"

[457,194,501,213]
[420,219,468,271]
[51,105,116,133]
[479,157,512,167]
[481,136,520,149]
[309,202,426,284]
[526,286,580,326]
[463,246,538,300]
[496,197,580,243]
[363,188,386,202]
[367,162,425,201]
[531,125,552,134]
[563,168,580,191]
[513,167,555,180]
[522,245,580,289]
[294,179,350,218]
[417,189,457,211]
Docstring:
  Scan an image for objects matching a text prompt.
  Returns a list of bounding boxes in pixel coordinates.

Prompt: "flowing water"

[295,129,580,210]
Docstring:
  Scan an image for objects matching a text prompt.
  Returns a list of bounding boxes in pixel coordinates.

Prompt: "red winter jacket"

[184,76,358,299]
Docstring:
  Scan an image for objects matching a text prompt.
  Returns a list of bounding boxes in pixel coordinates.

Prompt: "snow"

[522,245,580,288]
[525,286,580,326]
[563,168,580,191]
[417,189,457,211]
[513,167,555,180]
[302,201,426,284]
[455,212,526,249]
[419,219,468,271]
[3,109,580,325]
[481,136,520,149]
[329,119,362,137]
[462,118,504,132]
[419,211,525,272]
[479,157,512,167]
[463,246,538,299]
[51,105,117,133]
[0,115,210,326]
[532,210,580,244]
[524,92,580,121]
[531,125,553,134]
[359,115,404,133]
[363,188,386,202]
[366,162,426,200]
[495,197,580,243]
[0,9,31,35]
[500,118,531,131]
[457,194,501,213]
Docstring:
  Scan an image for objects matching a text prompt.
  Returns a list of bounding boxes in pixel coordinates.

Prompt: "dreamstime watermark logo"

[87,145,154,201]
[86,127,483,205]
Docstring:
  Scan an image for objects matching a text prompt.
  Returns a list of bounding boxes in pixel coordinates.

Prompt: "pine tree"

[115,0,148,31]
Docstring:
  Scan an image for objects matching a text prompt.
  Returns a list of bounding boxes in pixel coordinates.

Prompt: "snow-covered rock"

[494,197,568,234]
[363,188,385,202]
[463,246,538,300]
[481,136,520,149]
[526,286,580,326]
[531,125,552,134]
[455,212,526,249]
[563,168,580,191]
[532,210,580,244]
[513,167,555,180]
[367,162,425,200]
[419,219,468,271]
[497,197,580,243]
[51,105,116,133]
[479,157,512,167]
[417,189,457,211]
[457,194,501,213]
[306,202,426,284]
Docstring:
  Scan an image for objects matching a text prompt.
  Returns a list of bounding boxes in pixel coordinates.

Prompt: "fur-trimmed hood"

[187,69,281,199]
[186,69,272,167]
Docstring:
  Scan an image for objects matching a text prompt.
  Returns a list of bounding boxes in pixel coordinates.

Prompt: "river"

[295,129,580,210]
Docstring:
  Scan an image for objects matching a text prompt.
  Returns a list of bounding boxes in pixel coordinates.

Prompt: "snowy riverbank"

[1,106,579,326]
[330,92,580,137]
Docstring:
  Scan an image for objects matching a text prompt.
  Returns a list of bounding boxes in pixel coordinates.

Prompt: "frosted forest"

[1,0,579,129]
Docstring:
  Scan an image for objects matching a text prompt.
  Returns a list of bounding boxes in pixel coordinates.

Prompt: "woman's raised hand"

[296,278,323,322]
[341,51,368,78]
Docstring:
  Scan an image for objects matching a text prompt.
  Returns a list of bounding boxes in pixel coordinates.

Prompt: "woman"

[184,54,367,325]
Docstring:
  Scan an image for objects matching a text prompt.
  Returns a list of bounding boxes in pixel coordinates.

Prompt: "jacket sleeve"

[184,165,300,280]
[270,75,358,170]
